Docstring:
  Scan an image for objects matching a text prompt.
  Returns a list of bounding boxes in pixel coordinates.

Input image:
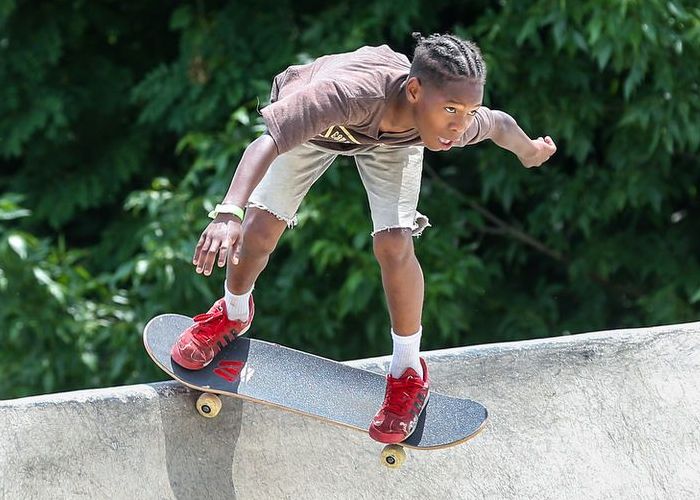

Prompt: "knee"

[372,229,415,268]
[240,209,285,257]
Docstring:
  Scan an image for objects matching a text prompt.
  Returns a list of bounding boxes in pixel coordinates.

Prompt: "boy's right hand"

[192,214,242,276]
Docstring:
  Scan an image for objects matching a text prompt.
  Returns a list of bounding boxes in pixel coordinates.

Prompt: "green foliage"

[1,0,699,398]
[461,0,700,338]
[0,194,138,397]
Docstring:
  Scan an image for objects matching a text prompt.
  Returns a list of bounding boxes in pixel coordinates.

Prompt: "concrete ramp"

[1,322,698,499]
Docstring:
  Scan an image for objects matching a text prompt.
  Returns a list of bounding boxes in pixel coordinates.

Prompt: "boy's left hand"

[518,136,557,168]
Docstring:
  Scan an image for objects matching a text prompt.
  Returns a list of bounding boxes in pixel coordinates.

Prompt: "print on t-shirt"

[319,125,362,145]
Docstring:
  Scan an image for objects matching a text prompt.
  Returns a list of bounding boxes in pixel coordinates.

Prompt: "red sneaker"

[369,358,430,444]
[170,296,254,370]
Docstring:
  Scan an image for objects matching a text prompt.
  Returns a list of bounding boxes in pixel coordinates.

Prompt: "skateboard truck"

[144,314,488,471]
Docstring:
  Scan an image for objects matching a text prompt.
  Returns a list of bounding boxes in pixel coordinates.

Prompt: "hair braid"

[410,32,487,85]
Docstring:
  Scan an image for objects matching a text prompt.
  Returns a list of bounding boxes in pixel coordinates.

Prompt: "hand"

[518,136,557,168]
[192,214,242,276]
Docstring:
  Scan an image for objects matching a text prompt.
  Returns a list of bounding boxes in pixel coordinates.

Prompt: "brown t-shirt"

[260,45,496,154]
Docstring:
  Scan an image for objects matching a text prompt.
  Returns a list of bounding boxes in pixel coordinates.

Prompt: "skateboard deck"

[144,314,488,460]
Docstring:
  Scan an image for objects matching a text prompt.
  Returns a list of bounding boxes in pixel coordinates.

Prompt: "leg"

[354,144,428,338]
[358,146,431,444]
[369,228,431,445]
[226,207,287,294]
[372,228,423,335]
[374,228,425,379]
[369,234,429,445]
[226,142,336,298]
[171,213,281,370]
[172,144,335,369]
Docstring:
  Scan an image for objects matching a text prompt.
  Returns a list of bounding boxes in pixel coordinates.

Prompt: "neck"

[379,86,415,133]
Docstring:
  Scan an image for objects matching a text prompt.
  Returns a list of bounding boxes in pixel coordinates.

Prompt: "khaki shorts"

[247,142,430,236]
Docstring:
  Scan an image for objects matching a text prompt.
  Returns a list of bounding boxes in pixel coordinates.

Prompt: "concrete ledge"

[2,322,699,499]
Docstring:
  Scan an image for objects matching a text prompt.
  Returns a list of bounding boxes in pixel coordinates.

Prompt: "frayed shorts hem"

[246,202,297,228]
[370,212,431,238]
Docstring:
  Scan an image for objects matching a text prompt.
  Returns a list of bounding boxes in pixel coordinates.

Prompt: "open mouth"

[438,136,454,148]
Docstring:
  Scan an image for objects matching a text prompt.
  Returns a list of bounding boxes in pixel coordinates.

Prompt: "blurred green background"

[1,0,699,398]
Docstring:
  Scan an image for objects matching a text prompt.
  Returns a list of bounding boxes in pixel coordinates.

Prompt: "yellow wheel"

[196,393,221,418]
[380,444,406,469]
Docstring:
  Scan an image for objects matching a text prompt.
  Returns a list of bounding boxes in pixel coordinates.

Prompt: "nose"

[449,117,470,136]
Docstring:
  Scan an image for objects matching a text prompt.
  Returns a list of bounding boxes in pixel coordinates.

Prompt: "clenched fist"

[519,136,557,168]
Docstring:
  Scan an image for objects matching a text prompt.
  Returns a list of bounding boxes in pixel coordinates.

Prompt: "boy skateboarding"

[170,33,556,444]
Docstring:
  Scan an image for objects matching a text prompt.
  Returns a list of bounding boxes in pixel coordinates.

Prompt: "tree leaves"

[1,0,699,398]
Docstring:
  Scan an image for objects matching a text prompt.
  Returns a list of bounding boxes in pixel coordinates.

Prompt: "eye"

[468,109,478,116]
[444,106,457,114]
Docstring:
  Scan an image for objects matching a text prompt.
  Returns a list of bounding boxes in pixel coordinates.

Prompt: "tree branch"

[424,163,564,262]
[423,162,643,299]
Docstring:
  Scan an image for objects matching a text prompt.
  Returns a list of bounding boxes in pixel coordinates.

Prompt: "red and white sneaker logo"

[213,360,254,383]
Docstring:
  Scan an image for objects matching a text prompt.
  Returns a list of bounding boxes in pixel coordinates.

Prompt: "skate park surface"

[1,321,698,499]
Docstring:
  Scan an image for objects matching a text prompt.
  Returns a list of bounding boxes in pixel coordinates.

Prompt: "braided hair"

[409,32,487,86]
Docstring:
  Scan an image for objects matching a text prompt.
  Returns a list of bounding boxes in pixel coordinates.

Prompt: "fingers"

[535,135,557,158]
[229,221,243,266]
[192,235,210,271]
[217,222,239,268]
[192,234,206,265]
[202,239,222,275]
[523,134,557,169]
[231,240,241,266]
[193,232,225,276]
[217,244,228,268]
[193,220,243,275]
[194,236,221,276]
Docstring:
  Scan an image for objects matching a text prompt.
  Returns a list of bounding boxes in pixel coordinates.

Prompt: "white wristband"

[208,203,244,221]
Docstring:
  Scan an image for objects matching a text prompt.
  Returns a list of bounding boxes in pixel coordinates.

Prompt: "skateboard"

[143,313,488,468]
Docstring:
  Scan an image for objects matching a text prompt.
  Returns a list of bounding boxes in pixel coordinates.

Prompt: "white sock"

[389,327,423,379]
[224,281,253,321]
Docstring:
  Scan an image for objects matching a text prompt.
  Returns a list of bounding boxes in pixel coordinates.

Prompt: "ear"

[405,76,422,104]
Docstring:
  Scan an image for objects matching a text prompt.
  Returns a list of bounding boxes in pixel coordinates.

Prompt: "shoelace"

[190,306,227,344]
[383,376,425,415]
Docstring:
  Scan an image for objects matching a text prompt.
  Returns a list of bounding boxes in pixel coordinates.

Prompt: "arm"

[220,133,279,207]
[192,132,279,275]
[193,78,351,275]
[490,110,556,168]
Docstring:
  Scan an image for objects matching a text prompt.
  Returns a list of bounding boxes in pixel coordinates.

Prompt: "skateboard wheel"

[380,444,406,469]
[196,393,221,418]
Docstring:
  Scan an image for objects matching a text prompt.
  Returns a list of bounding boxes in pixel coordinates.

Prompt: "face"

[407,77,484,151]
